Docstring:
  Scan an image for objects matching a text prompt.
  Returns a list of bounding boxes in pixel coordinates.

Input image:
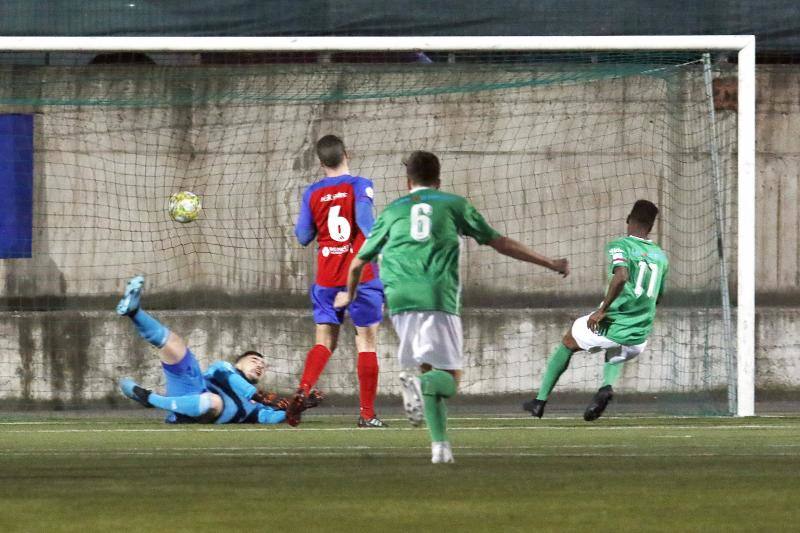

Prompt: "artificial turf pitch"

[1,414,798,532]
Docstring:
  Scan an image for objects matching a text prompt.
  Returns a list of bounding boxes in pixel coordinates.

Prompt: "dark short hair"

[235,351,264,363]
[404,151,440,186]
[628,200,659,230]
[316,135,346,168]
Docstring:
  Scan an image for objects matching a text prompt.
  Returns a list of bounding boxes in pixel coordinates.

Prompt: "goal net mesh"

[0,51,737,415]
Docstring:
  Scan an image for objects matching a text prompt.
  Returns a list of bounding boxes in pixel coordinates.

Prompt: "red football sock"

[299,344,332,394]
[357,352,379,419]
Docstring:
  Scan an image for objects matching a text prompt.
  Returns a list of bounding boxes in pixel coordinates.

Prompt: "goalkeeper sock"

[299,344,332,394]
[147,392,213,418]
[357,351,379,419]
[602,361,624,388]
[257,409,287,425]
[129,309,169,348]
[536,343,573,401]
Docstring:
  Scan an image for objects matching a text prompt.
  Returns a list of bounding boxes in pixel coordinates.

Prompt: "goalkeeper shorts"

[161,348,207,396]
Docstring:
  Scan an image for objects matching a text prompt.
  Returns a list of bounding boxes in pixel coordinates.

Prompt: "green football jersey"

[601,236,669,345]
[357,187,501,316]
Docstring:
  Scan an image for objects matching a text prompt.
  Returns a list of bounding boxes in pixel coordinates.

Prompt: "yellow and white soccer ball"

[168,191,202,223]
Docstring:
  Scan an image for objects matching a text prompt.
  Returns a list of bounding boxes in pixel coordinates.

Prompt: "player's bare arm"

[488,236,569,277]
[334,256,367,309]
[587,265,629,333]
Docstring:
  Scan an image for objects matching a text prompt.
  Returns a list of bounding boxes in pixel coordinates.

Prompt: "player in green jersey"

[334,150,569,463]
[523,199,669,421]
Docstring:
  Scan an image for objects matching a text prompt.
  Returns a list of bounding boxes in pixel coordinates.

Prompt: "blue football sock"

[147,392,212,418]
[129,309,169,348]
[258,409,287,425]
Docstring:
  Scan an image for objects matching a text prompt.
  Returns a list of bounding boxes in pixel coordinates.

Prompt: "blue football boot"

[119,377,153,408]
[116,275,145,316]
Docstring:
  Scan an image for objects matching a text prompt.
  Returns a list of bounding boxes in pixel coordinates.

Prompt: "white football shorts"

[390,310,464,370]
[571,314,647,363]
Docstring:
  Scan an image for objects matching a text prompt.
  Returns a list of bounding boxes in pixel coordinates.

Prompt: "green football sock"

[536,343,573,401]
[602,361,624,388]
[423,393,448,443]
[420,370,457,443]
[420,369,457,398]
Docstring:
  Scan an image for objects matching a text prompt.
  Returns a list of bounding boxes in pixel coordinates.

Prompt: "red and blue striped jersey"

[295,174,378,287]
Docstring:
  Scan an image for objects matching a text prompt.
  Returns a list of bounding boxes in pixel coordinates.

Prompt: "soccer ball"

[168,191,202,223]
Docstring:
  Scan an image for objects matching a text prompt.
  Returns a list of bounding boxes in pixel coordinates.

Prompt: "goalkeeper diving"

[116,276,318,425]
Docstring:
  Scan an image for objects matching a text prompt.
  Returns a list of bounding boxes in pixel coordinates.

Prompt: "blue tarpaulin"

[0,114,33,258]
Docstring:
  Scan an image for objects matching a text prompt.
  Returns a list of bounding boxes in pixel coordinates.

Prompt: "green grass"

[1,415,799,532]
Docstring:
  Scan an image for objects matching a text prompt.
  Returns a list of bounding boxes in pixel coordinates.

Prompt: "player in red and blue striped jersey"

[294,135,386,428]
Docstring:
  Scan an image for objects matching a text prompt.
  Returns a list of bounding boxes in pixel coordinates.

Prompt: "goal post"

[0,36,756,416]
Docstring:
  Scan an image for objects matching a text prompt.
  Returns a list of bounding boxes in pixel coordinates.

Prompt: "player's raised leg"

[116,276,222,421]
[523,329,580,418]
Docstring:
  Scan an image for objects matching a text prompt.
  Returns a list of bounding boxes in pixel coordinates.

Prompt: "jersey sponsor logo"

[321,244,353,257]
[320,192,348,202]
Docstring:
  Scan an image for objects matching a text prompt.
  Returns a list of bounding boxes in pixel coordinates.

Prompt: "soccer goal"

[0,36,754,416]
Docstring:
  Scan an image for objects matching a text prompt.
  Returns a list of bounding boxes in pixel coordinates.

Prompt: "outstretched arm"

[488,236,569,277]
[587,266,629,333]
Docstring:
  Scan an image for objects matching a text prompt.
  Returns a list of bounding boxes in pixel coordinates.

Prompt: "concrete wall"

[0,307,793,402]
[0,62,796,401]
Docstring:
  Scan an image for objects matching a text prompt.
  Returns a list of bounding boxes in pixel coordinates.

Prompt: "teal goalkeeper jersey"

[357,188,501,316]
[601,236,669,345]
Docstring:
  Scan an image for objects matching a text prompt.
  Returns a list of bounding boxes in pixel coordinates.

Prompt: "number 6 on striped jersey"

[327,205,351,242]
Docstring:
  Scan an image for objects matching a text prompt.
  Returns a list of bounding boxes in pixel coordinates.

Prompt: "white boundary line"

[1,424,794,434]
[0,450,794,458]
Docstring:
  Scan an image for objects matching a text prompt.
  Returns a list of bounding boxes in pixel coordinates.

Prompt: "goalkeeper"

[116,276,315,425]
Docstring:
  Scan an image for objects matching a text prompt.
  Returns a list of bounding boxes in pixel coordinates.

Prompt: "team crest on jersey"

[320,192,348,202]
[365,187,374,199]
